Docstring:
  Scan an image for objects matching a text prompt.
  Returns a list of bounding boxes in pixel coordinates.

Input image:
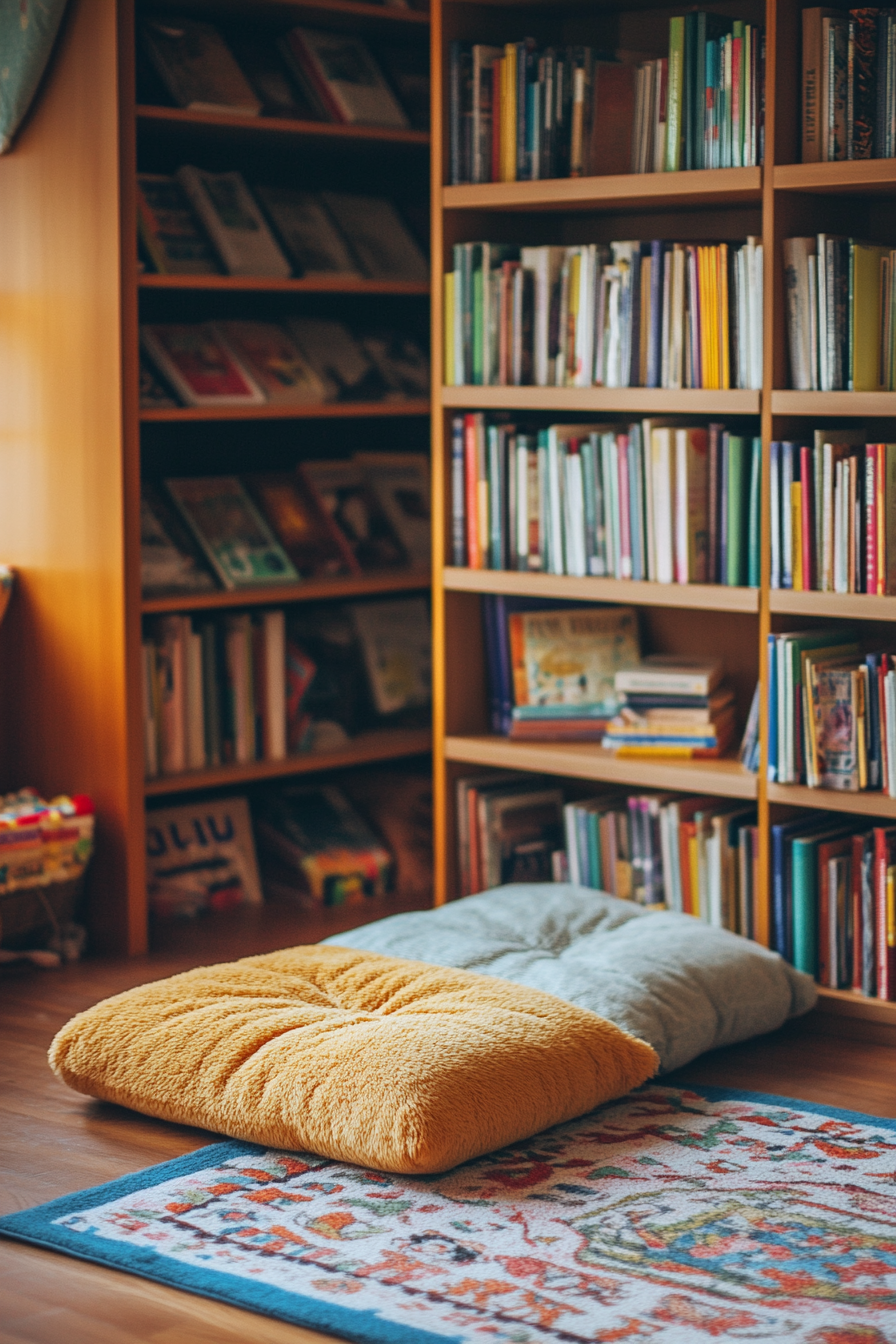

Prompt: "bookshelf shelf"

[815,986,896,1025]
[148,0,430,27]
[140,399,430,423]
[138,275,430,295]
[136,106,430,149]
[443,567,760,613]
[442,167,762,215]
[442,387,761,416]
[444,736,757,800]
[773,160,896,196]
[142,568,431,614]
[145,727,432,797]
[768,590,896,621]
[766,783,896,818]
[771,391,896,416]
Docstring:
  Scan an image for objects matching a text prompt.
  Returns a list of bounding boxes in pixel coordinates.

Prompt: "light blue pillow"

[1,1,69,154]
[326,884,817,1073]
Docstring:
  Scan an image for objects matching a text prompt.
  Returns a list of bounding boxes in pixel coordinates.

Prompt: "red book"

[799,444,815,591]
[865,444,878,593]
[851,831,866,993]
[873,825,896,1000]
[679,819,697,915]
[463,413,481,569]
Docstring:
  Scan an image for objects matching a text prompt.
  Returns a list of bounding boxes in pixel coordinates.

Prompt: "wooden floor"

[1,900,895,1344]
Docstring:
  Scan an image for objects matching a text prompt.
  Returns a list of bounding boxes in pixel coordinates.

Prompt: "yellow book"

[719,243,730,389]
[698,247,710,387]
[851,241,888,391]
[704,245,717,389]
[856,667,867,789]
[612,745,698,757]
[688,830,700,919]
[791,481,803,590]
[566,251,581,385]
[888,865,896,948]
[501,46,516,183]
[443,271,455,387]
[709,245,720,389]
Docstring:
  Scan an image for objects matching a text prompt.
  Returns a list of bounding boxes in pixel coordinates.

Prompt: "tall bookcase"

[429,0,896,1032]
[0,0,431,954]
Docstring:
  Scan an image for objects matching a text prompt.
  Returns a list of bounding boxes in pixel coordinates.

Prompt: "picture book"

[279,28,409,128]
[136,174,219,276]
[254,186,362,278]
[348,597,431,717]
[141,324,265,407]
[320,192,428,282]
[300,459,407,570]
[254,783,393,906]
[356,452,431,568]
[214,321,327,404]
[243,471,359,577]
[510,604,640,709]
[286,318,378,400]
[146,796,262,920]
[480,784,565,887]
[139,17,261,117]
[140,486,216,595]
[176,167,291,278]
[165,476,300,589]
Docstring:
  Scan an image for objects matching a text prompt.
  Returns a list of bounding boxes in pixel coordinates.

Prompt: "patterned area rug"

[2,1085,896,1343]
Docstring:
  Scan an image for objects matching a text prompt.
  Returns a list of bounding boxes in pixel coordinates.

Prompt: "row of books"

[451,415,761,589]
[769,434,896,593]
[139,321,428,410]
[138,171,427,284]
[456,773,760,939]
[783,235,896,391]
[141,16,427,129]
[770,810,895,1000]
[142,596,431,779]
[141,456,430,595]
[632,15,764,173]
[768,626,896,795]
[445,238,763,391]
[801,6,896,162]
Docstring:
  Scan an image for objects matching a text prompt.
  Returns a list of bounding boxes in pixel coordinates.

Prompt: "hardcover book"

[139,17,261,117]
[510,605,640,709]
[165,476,300,589]
[136,174,219,276]
[348,597,431,716]
[254,186,362,278]
[287,318,380,401]
[300,459,407,570]
[230,35,318,120]
[355,452,431,567]
[139,355,178,409]
[243,471,359,577]
[140,324,265,407]
[176,167,291,278]
[279,28,409,128]
[140,486,216,596]
[146,796,262,920]
[359,331,430,397]
[214,321,327,404]
[321,192,428,282]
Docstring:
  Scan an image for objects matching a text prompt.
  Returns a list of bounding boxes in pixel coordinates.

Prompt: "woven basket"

[0,874,86,950]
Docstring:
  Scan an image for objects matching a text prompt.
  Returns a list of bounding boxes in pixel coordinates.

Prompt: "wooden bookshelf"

[774,160,896,195]
[136,105,430,148]
[139,275,429,295]
[444,567,761,613]
[141,400,430,423]
[771,391,896,415]
[443,166,761,214]
[769,590,896,621]
[442,386,761,415]
[148,0,431,29]
[766,784,896,819]
[143,568,431,614]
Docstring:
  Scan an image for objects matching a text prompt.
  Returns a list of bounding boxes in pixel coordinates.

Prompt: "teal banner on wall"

[1,0,69,153]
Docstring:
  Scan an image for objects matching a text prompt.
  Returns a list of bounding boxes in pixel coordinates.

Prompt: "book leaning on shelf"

[801,6,896,162]
[445,237,763,391]
[451,414,761,588]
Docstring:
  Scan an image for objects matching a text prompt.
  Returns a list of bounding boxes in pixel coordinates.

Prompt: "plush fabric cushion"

[49,944,657,1174]
[326,884,818,1073]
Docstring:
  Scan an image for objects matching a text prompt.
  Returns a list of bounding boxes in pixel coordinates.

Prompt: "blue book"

[770,814,831,960]
[487,424,503,570]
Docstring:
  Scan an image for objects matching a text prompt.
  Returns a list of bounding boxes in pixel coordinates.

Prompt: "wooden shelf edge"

[136,105,430,146]
[138,275,429,294]
[440,386,761,414]
[771,390,896,415]
[766,782,896,817]
[148,0,430,25]
[444,735,758,799]
[769,589,896,620]
[145,728,432,796]
[143,569,431,614]
[442,567,760,612]
[443,166,761,212]
[140,399,430,422]
[814,986,896,1024]
[774,160,896,194]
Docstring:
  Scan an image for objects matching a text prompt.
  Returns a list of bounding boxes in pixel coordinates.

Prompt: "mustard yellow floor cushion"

[49,944,658,1174]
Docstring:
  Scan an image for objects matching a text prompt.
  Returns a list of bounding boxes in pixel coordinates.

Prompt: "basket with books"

[0,790,95,960]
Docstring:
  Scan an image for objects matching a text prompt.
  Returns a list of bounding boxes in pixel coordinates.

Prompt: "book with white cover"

[783,236,818,391]
[320,193,428,283]
[348,598,431,716]
[616,656,724,697]
[281,28,409,128]
[176,167,291,278]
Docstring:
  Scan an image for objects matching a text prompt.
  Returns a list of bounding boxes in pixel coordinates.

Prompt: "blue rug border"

[2,1082,895,1344]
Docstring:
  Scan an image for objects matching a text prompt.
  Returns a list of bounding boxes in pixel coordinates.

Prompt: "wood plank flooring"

[1,901,894,1343]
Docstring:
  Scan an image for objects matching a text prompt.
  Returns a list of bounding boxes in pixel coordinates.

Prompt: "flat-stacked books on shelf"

[451,414,761,587]
[801,6,896,162]
[769,434,896,593]
[604,656,736,758]
[137,172,428,282]
[770,810,895,1001]
[768,626,896,796]
[447,13,764,184]
[783,235,896,391]
[142,595,431,779]
[445,238,763,391]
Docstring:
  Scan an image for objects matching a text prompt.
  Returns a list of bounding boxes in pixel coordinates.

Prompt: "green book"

[665,16,685,172]
[586,807,601,890]
[747,436,761,587]
[725,434,747,586]
[791,833,820,975]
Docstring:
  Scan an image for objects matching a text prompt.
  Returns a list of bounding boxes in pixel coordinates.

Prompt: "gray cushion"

[325,884,817,1073]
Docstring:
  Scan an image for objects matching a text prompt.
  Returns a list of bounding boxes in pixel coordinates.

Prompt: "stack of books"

[769,434,896,593]
[456,773,566,892]
[801,7,896,162]
[445,237,763,391]
[451,415,761,588]
[632,13,764,173]
[603,656,737,758]
[783,235,896,391]
[768,627,896,796]
[770,810,895,1001]
[142,596,431,779]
